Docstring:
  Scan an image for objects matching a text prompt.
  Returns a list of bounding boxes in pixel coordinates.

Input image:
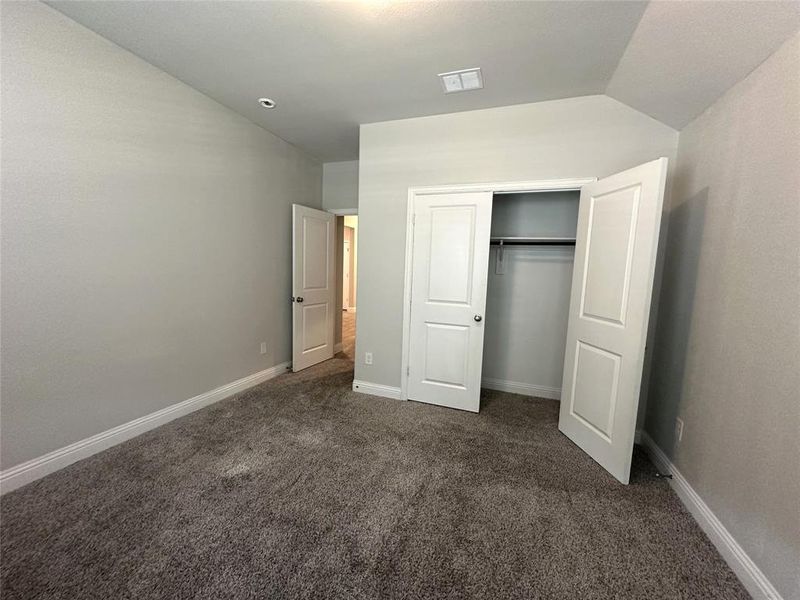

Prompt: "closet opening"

[481,190,580,400]
[400,159,668,483]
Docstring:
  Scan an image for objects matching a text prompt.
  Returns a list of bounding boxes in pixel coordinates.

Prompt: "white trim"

[352,380,402,400]
[0,361,291,495]
[334,342,343,353]
[409,177,596,196]
[326,208,358,216]
[399,186,417,401]
[640,432,784,600]
[481,378,561,400]
[400,177,596,401]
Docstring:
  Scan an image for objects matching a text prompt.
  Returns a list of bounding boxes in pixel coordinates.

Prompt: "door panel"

[301,303,329,352]
[407,192,493,412]
[559,158,668,483]
[423,323,470,387]
[293,204,335,372]
[302,217,328,290]
[428,207,476,304]
[581,186,640,324]
[570,341,621,439]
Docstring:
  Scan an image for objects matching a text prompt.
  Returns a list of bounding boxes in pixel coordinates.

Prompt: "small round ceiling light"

[258,97,276,109]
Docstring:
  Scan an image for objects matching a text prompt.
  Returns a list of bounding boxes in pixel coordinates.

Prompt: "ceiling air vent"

[438,68,483,94]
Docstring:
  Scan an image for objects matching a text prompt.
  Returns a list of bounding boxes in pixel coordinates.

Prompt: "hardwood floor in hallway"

[340,311,355,360]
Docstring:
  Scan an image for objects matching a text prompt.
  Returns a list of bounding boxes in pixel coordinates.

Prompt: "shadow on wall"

[645,187,709,457]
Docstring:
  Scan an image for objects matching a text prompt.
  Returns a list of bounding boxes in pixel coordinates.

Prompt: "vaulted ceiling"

[48,1,800,162]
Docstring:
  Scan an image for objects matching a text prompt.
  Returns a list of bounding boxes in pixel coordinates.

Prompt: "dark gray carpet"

[1,355,749,599]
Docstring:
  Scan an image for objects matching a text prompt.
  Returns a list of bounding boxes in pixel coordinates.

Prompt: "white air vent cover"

[438,68,483,94]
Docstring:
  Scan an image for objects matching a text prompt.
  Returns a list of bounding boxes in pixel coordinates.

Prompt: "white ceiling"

[607,1,800,129]
[47,1,800,163]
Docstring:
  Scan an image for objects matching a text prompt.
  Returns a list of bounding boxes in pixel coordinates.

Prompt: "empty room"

[1,1,798,599]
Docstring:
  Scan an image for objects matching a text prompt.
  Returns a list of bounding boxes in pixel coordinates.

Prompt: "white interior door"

[407,192,493,412]
[292,204,335,372]
[559,158,668,483]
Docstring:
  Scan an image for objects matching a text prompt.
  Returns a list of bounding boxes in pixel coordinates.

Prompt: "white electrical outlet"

[675,417,684,443]
[365,352,373,365]
[260,342,267,355]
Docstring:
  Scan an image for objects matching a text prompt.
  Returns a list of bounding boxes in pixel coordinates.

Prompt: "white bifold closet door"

[407,192,493,412]
[292,204,335,372]
[558,158,668,484]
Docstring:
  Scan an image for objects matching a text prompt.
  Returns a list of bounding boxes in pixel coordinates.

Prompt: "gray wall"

[0,1,322,470]
[355,95,678,387]
[646,31,800,599]
[322,160,359,210]
[489,191,579,239]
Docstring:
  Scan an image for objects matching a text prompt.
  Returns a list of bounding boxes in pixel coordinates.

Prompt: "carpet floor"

[1,355,749,599]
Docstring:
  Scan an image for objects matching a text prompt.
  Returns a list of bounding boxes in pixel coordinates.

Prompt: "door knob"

[297,297,304,303]
[474,315,482,322]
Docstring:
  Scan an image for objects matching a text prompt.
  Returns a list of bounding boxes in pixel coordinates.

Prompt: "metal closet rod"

[490,236,577,246]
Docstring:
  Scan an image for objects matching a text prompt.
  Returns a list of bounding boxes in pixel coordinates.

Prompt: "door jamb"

[399,177,596,401]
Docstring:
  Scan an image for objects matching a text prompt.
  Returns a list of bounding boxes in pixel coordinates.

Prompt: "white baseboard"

[639,432,783,600]
[352,379,401,400]
[481,377,561,400]
[0,361,291,495]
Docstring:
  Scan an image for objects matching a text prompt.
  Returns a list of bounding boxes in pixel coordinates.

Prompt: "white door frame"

[400,177,595,401]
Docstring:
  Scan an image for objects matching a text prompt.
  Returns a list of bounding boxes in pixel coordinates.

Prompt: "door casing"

[400,178,595,401]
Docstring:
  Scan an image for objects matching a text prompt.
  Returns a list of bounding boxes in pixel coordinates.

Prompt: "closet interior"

[481,190,580,399]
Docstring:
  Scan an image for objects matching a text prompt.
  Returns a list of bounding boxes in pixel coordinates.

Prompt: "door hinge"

[406,365,410,376]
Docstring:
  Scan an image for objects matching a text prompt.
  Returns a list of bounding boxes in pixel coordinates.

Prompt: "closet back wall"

[356,96,679,391]
[0,2,322,470]
[482,192,579,397]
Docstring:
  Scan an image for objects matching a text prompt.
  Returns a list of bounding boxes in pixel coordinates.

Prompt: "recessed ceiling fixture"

[258,97,276,109]
[438,68,483,94]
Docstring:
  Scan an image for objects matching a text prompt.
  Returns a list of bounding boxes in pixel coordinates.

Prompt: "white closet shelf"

[490,236,576,245]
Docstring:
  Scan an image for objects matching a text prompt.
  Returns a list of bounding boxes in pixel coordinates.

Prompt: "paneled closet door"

[407,192,493,412]
[558,158,668,484]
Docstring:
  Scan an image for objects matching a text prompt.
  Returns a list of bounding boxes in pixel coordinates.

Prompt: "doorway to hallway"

[337,214,357,361]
